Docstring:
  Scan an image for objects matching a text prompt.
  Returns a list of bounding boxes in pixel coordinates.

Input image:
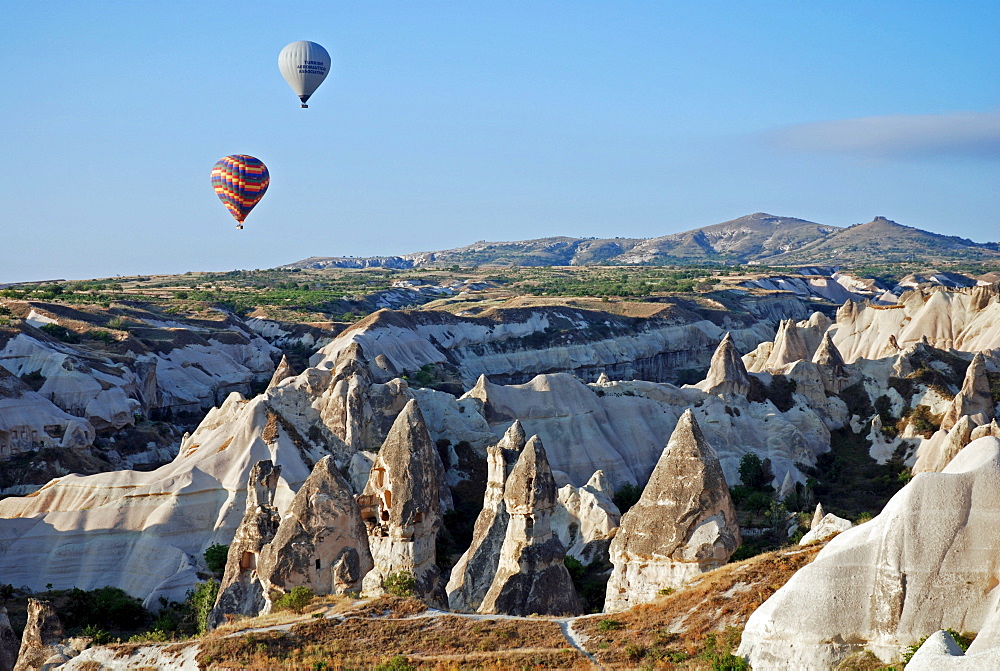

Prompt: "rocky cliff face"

[940,352,994,431]
[209,460,282,629]
[256,456,373,603]
[445,421,526,612]
[464,371,830,491]
[477,435,580,616]
[552,470,621,564]
[694,332,751,397]
[13,600,65,671]
[831,285,1000,363]
[0,367,94,458]
[605,410,740,612]
[739,436,1000,668]
[314,304,796,389]
[360,399,447,605]
[0,608,17,671]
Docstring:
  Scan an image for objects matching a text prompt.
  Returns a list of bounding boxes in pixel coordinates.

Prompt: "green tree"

[203,544,229,576]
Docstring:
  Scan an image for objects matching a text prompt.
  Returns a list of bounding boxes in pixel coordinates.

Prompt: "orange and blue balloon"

[211,155,269,229]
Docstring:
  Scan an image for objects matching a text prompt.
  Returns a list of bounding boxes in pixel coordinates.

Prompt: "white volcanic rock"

[605,410,740,612]
[0,367,94,458]
[905,629,1000,669]
[694,333,752,397]
[799,513,852,545]
[941,352,994,431]
[739,436,1000,668]
[359,399,447,605]
[313,306,781,388]
[811,331,849,394]
[971,419,1000,441]
[552,470,621,564]
[912,415,975,474]
[464,372,829,491]
[0,388,335,606]
[62,643,200,670]
[0,312,279,425]
[477,435,580,616]
[831,286,1000,363]
[810,503,824,529]
[760,319,813,372]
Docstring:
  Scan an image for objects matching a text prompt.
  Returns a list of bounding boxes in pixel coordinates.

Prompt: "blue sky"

[2,1,998,282]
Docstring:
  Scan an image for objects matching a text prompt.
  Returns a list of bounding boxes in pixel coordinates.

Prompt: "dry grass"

[343,596,428,619]
[197,612,588,669]
[204,595,357,639]
[577,544,824,668]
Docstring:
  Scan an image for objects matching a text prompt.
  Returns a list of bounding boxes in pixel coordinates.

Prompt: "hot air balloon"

[278,41,331,108]
[211,155,269,230]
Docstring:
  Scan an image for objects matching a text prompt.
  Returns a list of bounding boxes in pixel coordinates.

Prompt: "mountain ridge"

[281,213,1000,269]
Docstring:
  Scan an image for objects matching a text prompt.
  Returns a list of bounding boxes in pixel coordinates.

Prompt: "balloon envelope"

[278,41,331,107]
[211,155,269,229]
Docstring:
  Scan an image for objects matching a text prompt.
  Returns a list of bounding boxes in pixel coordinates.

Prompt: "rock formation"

[940,352,994,431]
[256,456,373,602]
[446,421,526,612]
[0,389,329,606]
[811,331,847,394]
[209,460,282,629]
[695,333,751,397]
[798,513,852,545]
[314,304,793,388]
[912,415,974,475]
[13,600,65,671]
[0,367,94,458]
[604,409,740,612]
[0,608,18,671]
[477,435,581,616]
[464,371,830,491]
[831,285,1000,362]
[552,470,621,564]
[359,399,447,605]
[268,355,295,388]
[739,436,1000,668]
[761,319,812,371]
[810,502,824,529]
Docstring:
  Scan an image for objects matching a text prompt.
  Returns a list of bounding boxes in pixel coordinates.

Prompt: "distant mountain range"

[282,213,1000,269]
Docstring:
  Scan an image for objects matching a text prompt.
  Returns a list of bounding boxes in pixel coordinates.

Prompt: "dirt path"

[559,616,605,669]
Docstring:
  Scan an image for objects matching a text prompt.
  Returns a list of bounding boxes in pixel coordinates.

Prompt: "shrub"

[86,329,116,344]
[81,624,114,645]
[186,580,220,635]
[203,544,229,576]
[273,585,314,613]
[612,483,643,514]
[106,316,130,331]
[0,583,13,605]
[39,323,80,343]
[383,571,416,598]
[60,586,148,631]
[375,656,415,671]
[597,618,624,633]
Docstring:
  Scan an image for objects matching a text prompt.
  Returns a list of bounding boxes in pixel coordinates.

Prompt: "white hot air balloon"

[278,41,331,108]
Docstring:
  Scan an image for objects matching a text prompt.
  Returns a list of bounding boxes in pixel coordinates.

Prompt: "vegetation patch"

[578,544,822,667]
[197,611,586,669]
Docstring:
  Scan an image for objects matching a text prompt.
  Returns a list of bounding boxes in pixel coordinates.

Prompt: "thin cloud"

[767,110,1000,160]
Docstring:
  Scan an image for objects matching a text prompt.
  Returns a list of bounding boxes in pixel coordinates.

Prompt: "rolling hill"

[282,213,1000,269]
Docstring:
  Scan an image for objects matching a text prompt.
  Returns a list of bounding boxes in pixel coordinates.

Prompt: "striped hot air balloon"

[211,155,270,229]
